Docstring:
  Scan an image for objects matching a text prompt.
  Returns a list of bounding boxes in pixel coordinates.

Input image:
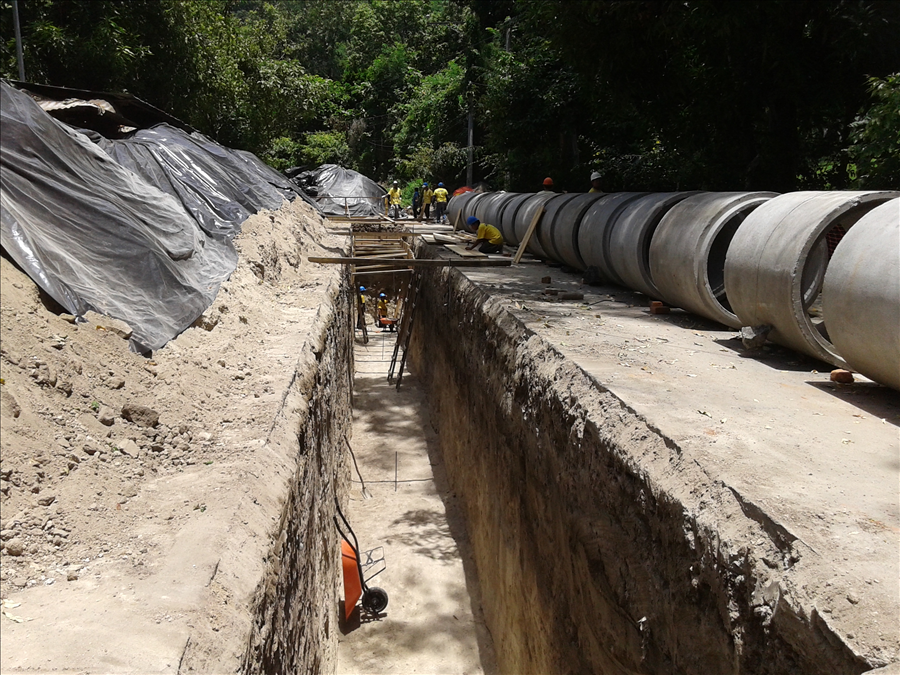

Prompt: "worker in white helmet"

[387,181,402,219]
[589,171,603,193]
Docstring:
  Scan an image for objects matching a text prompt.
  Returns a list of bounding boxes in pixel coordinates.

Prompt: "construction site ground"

[0,196,896,673]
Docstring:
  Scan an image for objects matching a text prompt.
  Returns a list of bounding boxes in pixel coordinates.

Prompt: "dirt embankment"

[1,199,352,673]
[409,260,875,675]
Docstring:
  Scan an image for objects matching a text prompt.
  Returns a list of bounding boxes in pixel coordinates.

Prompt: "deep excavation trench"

[241,262,871,675]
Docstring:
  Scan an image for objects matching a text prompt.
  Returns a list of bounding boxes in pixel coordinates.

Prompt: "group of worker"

[357,286,397,332]
[462,171,605,254]
[384,171,606,255]
[386,180,449,222]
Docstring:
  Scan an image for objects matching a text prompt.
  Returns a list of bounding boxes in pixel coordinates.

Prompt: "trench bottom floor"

[336,330,497,674]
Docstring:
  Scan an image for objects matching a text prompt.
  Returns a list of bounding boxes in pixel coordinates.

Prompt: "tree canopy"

[2,0,897,192]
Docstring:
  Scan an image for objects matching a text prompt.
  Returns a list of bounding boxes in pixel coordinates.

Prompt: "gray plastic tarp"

[295,164,386,217]
[89,125,300,239]
[0,82,237,351]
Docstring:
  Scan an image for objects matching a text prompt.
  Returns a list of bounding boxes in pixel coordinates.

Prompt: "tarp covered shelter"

[294,164,387,217]
[0,81,297,351]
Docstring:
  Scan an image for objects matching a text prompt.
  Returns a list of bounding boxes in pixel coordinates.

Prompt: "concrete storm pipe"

[497,193,532,245]
[606,192,700,298]
[724,191,900,365]
[534,193,582,262]
[538,192,607,269]
[823,198,900,390]
[474,192,516,232]
[513,192,557,258]
[649,192,778,327]
[577,192,648,282]
[446,191,482,226]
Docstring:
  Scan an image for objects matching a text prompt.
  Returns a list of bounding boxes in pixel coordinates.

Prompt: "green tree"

[848,74,900,188]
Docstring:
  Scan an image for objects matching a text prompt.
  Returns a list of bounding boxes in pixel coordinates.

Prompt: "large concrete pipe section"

[474,192,516,233]
[606,192,700,298]
[822,199,900,390]
[447,191,482,226]
[497,193,532,245]
[724,191,899,365]
[534,193,582,261]
[577,192,647,282]
[513,192,557,258]
[649,192,777,327]
[537,192,607,269]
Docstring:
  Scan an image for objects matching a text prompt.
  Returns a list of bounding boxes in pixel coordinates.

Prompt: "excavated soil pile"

[0,199,352,673]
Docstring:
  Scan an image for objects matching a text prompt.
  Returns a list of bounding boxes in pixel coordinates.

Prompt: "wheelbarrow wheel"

[362,587,388,614]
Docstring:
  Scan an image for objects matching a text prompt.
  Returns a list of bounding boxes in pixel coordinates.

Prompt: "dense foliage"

[2,0,897,192]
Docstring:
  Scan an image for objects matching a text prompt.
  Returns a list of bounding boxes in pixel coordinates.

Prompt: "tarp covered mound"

[294,164,386,217]
[0,81,255,351]
[89,125,300,239]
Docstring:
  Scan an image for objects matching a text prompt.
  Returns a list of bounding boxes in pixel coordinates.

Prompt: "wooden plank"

[433,233,464,244]
[352,252,412,260]
[351,231,414,239]
[445,244,486,258]
[308,256,511,267]
[514,207,544,265]
[352,268,414,277]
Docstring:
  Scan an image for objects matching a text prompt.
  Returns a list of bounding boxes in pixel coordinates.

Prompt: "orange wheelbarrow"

[334,498,388,619]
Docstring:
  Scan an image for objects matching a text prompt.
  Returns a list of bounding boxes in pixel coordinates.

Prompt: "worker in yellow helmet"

[464,216,504,254]
[387,180,402,219]
[433,182,449,223]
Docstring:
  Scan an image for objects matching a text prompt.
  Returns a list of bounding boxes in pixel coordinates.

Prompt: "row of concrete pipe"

[447,190,900,390]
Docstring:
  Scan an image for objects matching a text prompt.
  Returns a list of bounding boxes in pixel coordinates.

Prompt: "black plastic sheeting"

[294,164,386,217]
[88,125,302,239]
[0,82,291,351]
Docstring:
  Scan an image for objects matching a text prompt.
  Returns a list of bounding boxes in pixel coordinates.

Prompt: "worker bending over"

[465,216,504,254]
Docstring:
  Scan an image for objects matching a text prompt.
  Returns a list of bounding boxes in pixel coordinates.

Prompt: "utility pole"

[12,0,25,81]
[466,108,474,187]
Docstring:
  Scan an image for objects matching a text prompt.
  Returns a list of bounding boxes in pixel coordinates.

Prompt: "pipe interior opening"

[707,205,760,312]
[801,203,874,344]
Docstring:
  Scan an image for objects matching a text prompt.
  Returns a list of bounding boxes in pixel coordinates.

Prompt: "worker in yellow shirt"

[433,182,449,223]
[464,216,504,254]
[589,171,603,193]
[421,182,433,221]
[376,292,396,332]
[387,180,402,219]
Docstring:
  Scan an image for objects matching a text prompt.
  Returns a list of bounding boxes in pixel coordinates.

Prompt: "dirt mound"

[0,198,344,670]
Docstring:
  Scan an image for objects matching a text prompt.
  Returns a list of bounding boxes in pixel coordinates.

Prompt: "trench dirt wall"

[240,278,353,674]
[408,264,867,675]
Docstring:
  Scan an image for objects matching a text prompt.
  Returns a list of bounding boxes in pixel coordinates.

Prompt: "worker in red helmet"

[541,177,554,192]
